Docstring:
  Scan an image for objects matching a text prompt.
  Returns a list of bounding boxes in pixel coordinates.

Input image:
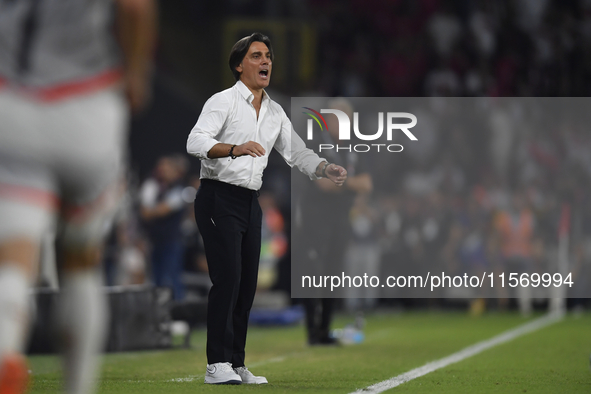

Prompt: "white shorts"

[0,87,128,246]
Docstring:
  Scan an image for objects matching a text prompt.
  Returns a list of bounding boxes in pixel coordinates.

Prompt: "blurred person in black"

[140,154,189,300]
[0,1,156,393]
[186,33,347,384]
[296,98,373,345]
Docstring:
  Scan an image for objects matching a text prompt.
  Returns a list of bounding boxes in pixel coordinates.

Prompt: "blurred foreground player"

[0,1,156,393]
[187,33,347,384]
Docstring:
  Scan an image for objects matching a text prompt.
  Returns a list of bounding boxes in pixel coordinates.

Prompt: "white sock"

[0,264,29,359]
[58,270,108,394]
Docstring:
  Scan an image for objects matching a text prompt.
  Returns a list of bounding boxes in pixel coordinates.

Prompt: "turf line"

[350,312,564,394]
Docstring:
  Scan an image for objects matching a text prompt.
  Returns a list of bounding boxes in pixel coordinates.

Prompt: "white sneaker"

[233,366,268,384]
[204,362,242,384]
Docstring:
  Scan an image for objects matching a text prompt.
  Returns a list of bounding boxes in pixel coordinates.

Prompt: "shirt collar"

[235,80,270,104]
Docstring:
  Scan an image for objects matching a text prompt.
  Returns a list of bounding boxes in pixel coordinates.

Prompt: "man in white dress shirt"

[187,32,347,385]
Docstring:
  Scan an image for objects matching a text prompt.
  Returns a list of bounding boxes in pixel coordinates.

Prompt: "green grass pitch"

[27,311,591,393]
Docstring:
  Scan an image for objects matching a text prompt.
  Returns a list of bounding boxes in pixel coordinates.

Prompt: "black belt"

[201,179,260,197]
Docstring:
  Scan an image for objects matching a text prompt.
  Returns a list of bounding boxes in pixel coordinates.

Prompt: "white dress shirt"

[187,81,324,190]
[139,179,184,210]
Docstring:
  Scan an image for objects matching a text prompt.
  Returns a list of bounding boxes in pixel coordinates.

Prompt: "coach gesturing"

[187,32,346,385]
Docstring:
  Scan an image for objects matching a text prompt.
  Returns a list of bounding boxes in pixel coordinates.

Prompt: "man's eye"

[253,55,259,59]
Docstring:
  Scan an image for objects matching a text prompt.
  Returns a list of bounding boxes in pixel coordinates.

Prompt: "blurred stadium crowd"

[93,0,591,310]
[312,0,591,97]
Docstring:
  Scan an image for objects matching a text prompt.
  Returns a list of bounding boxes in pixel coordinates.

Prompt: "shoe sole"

[204,378,242,385]
[0,354,28,394]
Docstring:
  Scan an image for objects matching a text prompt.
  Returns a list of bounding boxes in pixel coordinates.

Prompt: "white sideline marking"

[350,312,564,394]
[168,374,202,383]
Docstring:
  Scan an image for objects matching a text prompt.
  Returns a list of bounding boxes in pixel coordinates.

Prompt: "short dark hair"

[228,32,274,82]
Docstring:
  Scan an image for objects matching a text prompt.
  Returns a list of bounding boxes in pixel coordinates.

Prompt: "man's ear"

[236,63,243,74]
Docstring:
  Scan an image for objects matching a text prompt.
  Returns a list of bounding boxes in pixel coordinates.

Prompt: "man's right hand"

[234,141,266,157]
[206,141,266,159]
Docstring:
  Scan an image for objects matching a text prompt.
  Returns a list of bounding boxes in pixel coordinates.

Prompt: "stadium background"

[25,1,591,393]
[115,0,591,308]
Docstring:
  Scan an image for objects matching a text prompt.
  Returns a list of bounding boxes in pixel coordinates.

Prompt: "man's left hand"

[325,164,347,186]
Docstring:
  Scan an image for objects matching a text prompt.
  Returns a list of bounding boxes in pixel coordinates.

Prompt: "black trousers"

[304,298,334,339]
[194,179,262,366]
[297,203,349,341]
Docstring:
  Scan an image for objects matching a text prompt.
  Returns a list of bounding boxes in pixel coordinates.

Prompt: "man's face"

[156,158,178,183]
[236,41,272,92]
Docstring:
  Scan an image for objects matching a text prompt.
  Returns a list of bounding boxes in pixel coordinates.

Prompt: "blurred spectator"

[258,192,288,290]
[140,154,189,300]
[103,184,149,287]
[425,58,462,96]
[116,229,148,286]
[488,102,516,183]
[183,176,209,275]
[443,190,492,310]
[428,5,462,59]
[492,190,537,314]
[344,194,380,311]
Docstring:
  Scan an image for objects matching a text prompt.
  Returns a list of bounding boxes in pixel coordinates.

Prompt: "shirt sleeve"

[186,93,230,160]
[139,179,159,208]
[164,187,185,210]
[274,109,325,180]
